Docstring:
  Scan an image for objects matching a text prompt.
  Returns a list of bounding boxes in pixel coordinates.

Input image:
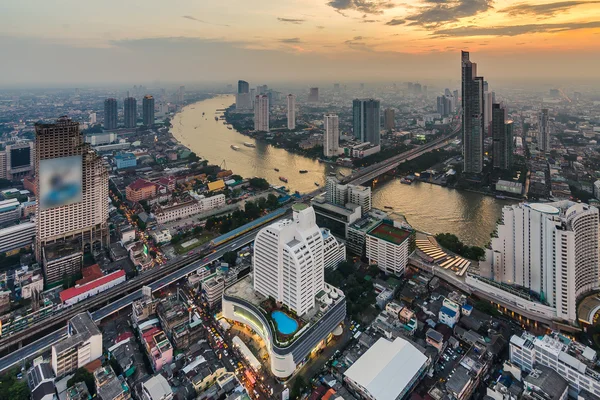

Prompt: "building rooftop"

[523,365,568,400]
[367,222,411,245]
[143,374,172,400]
[59,269,125,303]
[128,178,157,191]
[343,337,427,400]
[54,312,101,354]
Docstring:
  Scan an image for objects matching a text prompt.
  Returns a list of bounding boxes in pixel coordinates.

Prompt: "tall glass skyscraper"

[461,51,484,174]
[352,99,381,145]
[491,103,513,170]
[237,80,249,94]
[142,95,155,126]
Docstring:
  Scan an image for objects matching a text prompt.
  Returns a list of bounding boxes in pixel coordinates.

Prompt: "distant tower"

[492,103,513,170]
[178,86,185,104]
[484,91,493,137]
[103,98,118,130]
[238,80,249,94]
[287,94,296,130]
[142,95,155,126]
[461,51,484,174]
[309,88,319,102]
[123,97,137,129]
[538,108,549,152]
[254,95,269,132]
[352,99,381,145]
[384,108,395,131]
[324,114,340,158]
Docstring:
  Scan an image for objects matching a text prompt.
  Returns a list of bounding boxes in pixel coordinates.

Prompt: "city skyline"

[2,1,600,85]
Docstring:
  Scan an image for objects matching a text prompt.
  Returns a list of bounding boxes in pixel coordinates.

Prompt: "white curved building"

[477,201,599,323]
[222,204,346,378]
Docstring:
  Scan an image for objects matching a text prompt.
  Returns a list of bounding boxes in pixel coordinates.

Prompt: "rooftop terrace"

[368,222,411,245]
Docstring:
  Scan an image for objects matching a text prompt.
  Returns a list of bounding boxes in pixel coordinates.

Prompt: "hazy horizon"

[2,0,600,86]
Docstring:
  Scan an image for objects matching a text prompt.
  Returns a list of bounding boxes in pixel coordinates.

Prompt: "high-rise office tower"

[480,202,599,321]
[238,80,249,94]
[103,98,118,130]
[325,177,372,214]
[35,117,109,283]
[254,95,269,132]
[257,85,268,95]
[352,99,381,145]
[461,51,485,174]
[453,90,459,111]
[445,88,451,97]
[384,108,395,131]
[123,97,137,129]
[491,103,513,170]
[324,114,340,158]
[484,91,493,137]
[538,108,550,152]
[287,94,296,130]
[253,204,325,316]
[142,95,155,126]
[89,113,96,125]
[437,96,453,117]
[309,87,319,102]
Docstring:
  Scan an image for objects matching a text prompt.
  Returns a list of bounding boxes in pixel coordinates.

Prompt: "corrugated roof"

[59,270,125,303]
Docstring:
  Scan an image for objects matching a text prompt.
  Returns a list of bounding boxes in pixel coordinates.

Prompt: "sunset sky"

[1,0,599,85]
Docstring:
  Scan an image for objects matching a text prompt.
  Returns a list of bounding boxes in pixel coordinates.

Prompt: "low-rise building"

[141,374,173,400]
[66,382,91,400]
[151,229,172,244]
[52,312,102,377]
[0,221,35,254]
[128,242,154,271]
[114,153,137,170]
[343,337,428,400]
[59,266,126,306]
[141,327,173,372]
[126,179,159,202]
[27,362,55,400]
[439,298,461,328]
[94,365,131,400]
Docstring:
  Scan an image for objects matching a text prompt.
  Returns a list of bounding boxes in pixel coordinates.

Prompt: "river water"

[171,95,509,246]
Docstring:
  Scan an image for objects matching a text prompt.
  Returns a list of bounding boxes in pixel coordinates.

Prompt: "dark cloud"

[362,19,379,22]
[327,0,395,15]
[182,15,230,27]
[405,0,492,28]
[499,1,600,17]
[385,18,406,25]
[434,20,600,36]
[277,17,306,24]
[279,37,303,43]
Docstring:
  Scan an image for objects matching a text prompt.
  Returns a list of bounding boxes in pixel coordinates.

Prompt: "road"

[344,123,462,186]
[0,226,270,373]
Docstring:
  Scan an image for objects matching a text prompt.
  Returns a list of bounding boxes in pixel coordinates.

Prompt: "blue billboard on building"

[39,155,83,210]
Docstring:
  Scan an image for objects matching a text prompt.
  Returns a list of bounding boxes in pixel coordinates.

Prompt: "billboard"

[39,155,83,210]
[10,147,31,169]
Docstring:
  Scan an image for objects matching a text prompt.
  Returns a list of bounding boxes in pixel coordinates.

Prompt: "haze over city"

[2,0,600,84]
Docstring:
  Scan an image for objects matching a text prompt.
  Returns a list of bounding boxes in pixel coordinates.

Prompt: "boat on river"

[279,176,288,183]
[274,168,280,172]
[299,170,308,174]
[231,145,240,151]
[315,182,320,186]
[244,142,256,148]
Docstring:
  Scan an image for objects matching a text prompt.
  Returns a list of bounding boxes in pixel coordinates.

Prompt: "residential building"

[343,337,428,400]
[484,91,493,137]
[347,215,386,256]
[366,221,412,276]
[35,117,109,283]
[510,332,600,398]
[325,177,371,213]
[475,201,599,323]
[312,195,361,238]
[353,99,381,145]
[324,114,340,157]
[141,326,173,372]
[104,98,118,130]
[222,204,346,378]
[321,228,346,271]
[383,108,395,131]
[141,374,173,400]
[151,229,171,244]
[126,179,159,202]
[287,94,296,130]
[348,184,372,213]
[439,298,461,328]
[5,141,35,180]
[522,365,568,400]
[426,329,444,352]
[124,97,137,129]
[94,365,131,400]
[66,382,91,400]
[253,94,269,132]
[143,95,155,126]
[539,108,550,152]
[128,241,154,271]
[114,152,137,169]
[437,95,453,117]
[27,362,55,400]
[461,51,485,174]
[343,141,381,158]
[492,103,513,170]
[51,312,102,377]
[153,194,225,224]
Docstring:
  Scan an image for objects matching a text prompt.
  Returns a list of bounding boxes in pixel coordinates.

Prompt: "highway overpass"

[0,222,270,372]
[342,124,461,186]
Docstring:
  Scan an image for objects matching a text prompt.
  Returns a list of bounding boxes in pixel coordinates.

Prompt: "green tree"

[67,368,95,395]
[266,193,279,209]
[0,179,12,189]
[188,152,200,163]
[249,177,270,190]
[291,376,307,400]
[230,175,243,181]
[222,251,238,266]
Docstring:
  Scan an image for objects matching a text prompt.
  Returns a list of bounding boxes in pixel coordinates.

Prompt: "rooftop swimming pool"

[271,311,298,335]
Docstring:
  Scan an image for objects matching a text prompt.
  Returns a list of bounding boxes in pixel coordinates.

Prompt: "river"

[171,95,510,246]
